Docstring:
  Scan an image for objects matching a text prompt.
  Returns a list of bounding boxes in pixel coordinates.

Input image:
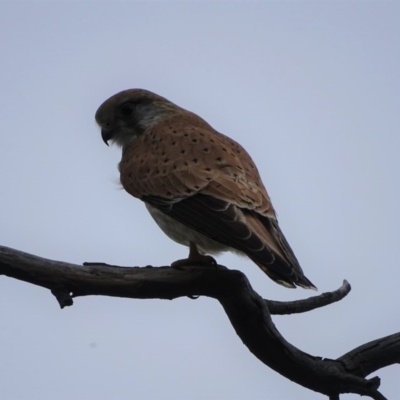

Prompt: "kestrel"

[95,89,316,289]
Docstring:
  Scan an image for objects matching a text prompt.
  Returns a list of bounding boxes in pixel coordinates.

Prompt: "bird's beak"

[101,128,114,146]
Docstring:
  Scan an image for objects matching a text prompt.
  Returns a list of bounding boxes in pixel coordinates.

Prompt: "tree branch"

[265,280,351,315]
[338,332,400,378]
[0,244,397,399]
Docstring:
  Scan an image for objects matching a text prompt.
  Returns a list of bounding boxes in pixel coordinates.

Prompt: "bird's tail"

[246,212,317,290]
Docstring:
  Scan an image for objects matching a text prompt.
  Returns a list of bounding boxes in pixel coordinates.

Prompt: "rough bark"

[0,244,397,399]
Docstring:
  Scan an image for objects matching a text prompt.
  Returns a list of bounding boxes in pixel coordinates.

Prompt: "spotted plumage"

[95,89,316,289]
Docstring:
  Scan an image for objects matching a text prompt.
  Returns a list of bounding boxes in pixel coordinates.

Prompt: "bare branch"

[266,280,351,315]
[0,244,397,399]
[338,333,400,378]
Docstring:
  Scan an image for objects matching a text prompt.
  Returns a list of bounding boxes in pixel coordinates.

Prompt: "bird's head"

[95,89,181,148]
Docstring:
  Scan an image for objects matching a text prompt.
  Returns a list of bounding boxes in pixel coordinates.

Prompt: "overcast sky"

[1,2,399,399]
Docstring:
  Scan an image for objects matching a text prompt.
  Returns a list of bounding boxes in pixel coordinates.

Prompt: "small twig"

[369,390,387,400]
[51,288,74,309]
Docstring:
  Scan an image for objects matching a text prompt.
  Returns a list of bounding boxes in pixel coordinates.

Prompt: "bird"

[95,89,316,289]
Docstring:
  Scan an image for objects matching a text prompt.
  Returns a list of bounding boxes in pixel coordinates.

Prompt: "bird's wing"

[120,117,315,289]
[120,115,274,215]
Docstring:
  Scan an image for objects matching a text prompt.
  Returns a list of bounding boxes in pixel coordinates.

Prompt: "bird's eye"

[119,103,134,117]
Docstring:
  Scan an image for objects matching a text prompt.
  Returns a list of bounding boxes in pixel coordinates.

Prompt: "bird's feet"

[171,254,217,269]
[172,241,217,269]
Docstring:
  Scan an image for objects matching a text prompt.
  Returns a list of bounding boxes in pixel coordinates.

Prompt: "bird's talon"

[171,255,217,268]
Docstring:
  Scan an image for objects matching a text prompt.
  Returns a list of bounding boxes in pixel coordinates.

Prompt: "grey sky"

[1,2,399,399]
